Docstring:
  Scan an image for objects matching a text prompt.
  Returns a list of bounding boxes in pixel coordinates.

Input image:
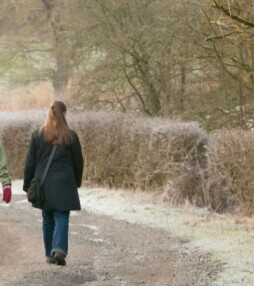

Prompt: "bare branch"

[213,0,254,27]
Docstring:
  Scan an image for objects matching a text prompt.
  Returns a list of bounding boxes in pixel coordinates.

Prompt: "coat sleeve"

[23,133,37,192]
[71,132,84,188]
[0,143,11,186]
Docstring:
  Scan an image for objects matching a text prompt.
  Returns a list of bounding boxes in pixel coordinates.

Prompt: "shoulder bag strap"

[40,145,57,185]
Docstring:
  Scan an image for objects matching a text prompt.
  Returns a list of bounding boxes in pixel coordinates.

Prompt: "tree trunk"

[41,0,69,99]
[54,54,68,98]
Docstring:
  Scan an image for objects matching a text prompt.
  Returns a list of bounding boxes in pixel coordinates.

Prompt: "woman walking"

[23,101,84,266]
[0,143,12,203]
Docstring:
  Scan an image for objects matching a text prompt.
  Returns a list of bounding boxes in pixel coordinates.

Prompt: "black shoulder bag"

[27,145,57,208]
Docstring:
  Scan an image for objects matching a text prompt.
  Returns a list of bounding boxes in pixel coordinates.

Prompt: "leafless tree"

[203,0,254,128]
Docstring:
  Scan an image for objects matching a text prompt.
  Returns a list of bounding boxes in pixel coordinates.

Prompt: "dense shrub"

[3,111,254,215]
[76,113,209,205]
[207,129,254,215]
[0,111,208,206]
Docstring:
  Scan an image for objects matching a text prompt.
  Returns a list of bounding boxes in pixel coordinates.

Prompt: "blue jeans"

[42,210,70,257]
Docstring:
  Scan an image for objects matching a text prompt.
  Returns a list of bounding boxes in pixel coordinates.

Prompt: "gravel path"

[0,192,219,286]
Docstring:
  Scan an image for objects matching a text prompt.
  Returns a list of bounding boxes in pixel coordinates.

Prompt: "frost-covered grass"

[78,188,254,286]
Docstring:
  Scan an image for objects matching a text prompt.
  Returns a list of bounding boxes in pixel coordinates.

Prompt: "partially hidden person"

[0,142,12,203]
[23,100,84,266]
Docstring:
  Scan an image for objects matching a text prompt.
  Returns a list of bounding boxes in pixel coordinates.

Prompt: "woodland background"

[1,0,254,130]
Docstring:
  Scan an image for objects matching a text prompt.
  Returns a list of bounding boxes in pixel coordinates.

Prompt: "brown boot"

[54,251,66,266]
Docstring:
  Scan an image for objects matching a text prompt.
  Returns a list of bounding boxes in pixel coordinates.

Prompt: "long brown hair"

[40,101,73,144]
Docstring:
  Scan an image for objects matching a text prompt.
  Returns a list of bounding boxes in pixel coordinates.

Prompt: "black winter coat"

[23,129,84,211]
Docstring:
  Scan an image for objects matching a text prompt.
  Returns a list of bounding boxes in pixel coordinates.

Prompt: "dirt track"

[0,193,219,286]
